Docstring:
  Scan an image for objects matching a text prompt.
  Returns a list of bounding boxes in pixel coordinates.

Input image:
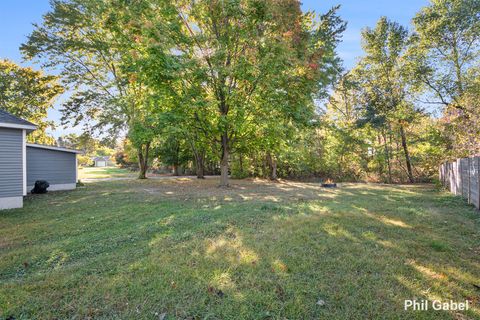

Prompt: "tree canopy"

[0,59,64,144]
[16,0,480,184]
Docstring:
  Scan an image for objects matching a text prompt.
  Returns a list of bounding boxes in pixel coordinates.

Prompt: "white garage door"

[96,160,106,167]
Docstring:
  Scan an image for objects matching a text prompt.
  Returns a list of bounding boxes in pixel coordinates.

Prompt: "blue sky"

[0,0,429,137]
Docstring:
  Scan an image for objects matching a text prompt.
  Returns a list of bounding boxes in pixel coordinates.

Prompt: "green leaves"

[411,0,480,107]
[21,0,347,182]
[0,59,64,144]
[356,17,414,125]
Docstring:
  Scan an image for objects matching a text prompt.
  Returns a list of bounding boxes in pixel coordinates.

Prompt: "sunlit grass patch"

[78,166,134,179]
[0,180,478,319]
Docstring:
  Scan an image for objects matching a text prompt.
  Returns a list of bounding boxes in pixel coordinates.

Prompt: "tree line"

[1,0,478,185]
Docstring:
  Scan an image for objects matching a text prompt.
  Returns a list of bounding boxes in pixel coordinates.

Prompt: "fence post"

[443,163,446,186]
[449,162,451,191]
[447,162,450,190]
[450,162,454,193]
[460,159,463,198]
[451,162,454,192]
[477,157,480,210]
[440,163,444,186]
[456,160,459,195]
[449,162,452,191]
[460,159,463,197]
[439,163,442,185]
[468,157,471,204]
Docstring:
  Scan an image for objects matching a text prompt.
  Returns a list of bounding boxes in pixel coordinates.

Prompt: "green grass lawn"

[78,166,136,180]
[0,179,479,319]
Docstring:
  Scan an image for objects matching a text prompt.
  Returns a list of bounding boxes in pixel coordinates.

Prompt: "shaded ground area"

[0,178,479,319]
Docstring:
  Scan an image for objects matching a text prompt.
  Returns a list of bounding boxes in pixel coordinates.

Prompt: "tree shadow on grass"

[0,180,479,319]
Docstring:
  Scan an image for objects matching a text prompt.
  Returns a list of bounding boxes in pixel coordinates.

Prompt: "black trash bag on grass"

[31,180,49,194]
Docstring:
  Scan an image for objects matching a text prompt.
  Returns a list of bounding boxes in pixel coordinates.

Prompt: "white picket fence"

[439,157,480,209]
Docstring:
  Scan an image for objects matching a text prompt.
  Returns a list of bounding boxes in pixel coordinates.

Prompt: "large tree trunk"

[266,151,278,180]
[382,130,392,184]
[252,154,258,177]
[262,156,268,178]
[172,144,181,176]
[186,134,205,179]
[137,142,150,179]
[239,153,244,176]
[376,135,384,177]
[219,131,229,187]
[452,33,464,96]
[399,124,414,183]
[195,152,205,179]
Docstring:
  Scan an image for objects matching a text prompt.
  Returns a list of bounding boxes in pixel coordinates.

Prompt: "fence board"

[470,158,479,208]
[440,156,480,210]
[460,158,469,199]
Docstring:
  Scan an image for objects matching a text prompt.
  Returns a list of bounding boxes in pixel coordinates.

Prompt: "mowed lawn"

[0,179,479,319]
[78,166,136,180]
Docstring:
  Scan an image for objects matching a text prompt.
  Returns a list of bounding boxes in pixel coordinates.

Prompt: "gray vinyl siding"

[26,147,76,186]
[0,128,23,198]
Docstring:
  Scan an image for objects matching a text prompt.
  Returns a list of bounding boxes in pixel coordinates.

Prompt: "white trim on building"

[22,130,26,196]
[27,183,77,192]
[75,155,78,182]
[26,143,83,154]
[0,196,23,210]
[0,122,37,131]
[95,160,107,167]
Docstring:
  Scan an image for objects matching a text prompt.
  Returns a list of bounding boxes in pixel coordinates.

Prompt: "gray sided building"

[27,144,79,191]
[0,109,81,210]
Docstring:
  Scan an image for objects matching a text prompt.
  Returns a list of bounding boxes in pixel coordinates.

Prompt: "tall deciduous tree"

[21,0,179,178]
[355,17,419,183]
[410,0,480,159]
[0,59,63,144]
[410,0,480,110]
[175,0,345,186]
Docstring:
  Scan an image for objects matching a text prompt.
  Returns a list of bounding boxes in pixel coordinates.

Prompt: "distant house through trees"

[92,156,111,167]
